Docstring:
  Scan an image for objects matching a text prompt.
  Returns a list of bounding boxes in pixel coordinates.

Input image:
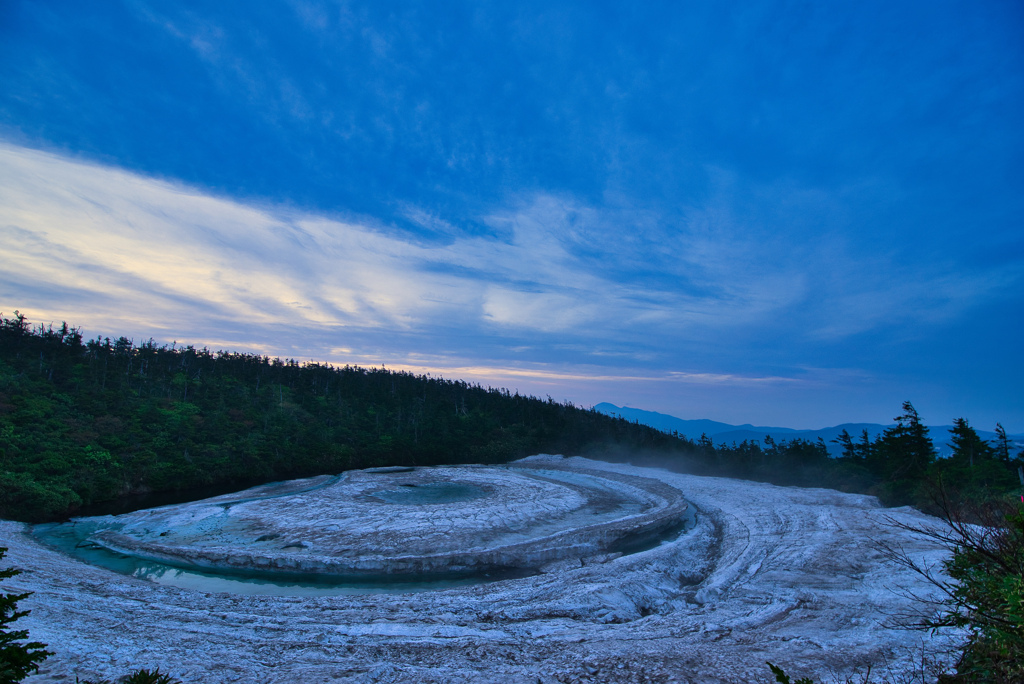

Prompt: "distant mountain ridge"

[594,403,1022,457]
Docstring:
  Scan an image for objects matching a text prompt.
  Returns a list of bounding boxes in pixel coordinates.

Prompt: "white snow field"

[78,462,690,577]
[6,456,959,683]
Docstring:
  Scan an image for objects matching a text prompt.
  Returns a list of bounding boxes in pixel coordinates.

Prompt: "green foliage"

[0,548,52,684]
[868,401,937,506]
[935,502,1024,682]
[76,668,181,684]
[949,418,996,467]
[767,662,814,684]
[877,497,1024,683]
[0,313,700,522]
[120,669,180,684]
[993,423,1013,464]
[935,419,1018,505]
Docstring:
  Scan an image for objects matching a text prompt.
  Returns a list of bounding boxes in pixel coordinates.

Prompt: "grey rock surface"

[5,456,959,683]
[85,463,687,576]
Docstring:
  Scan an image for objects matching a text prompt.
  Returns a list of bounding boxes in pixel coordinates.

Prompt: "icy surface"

[78,463,687,576]
[6,456,960,683]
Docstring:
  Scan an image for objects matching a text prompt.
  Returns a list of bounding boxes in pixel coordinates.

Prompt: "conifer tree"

[833,429,857,460]
[0,548,51,684]
[873,401,936,504]
[855,428,874,462]
[994,423,1012,463]
[949,418,995,469]
[944,418,1019,499]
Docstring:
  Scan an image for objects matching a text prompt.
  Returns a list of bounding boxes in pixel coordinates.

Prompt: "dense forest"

[0,312,692,521]
[1,312,1021,522]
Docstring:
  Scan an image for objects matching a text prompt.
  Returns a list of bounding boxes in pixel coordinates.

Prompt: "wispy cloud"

[0,144,787,346]
[3,142,1018,359]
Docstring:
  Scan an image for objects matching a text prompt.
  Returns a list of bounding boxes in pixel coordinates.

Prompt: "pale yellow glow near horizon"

[1,142,813,341]
[0,143,702,340]
[318,352,802,388]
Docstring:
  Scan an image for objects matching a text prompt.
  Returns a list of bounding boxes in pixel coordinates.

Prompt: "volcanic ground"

[6,456,959,683]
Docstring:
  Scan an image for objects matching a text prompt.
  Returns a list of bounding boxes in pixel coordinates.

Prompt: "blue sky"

[1,1,1022,430]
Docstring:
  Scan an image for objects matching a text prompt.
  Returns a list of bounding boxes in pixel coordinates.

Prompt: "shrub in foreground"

[0,547,52,684]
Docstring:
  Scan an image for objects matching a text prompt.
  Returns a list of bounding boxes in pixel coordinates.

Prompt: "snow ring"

[87,461,689,577]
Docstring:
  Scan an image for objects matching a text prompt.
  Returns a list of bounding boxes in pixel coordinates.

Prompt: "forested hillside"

[2,312,1021,522]
[0,312,692,521]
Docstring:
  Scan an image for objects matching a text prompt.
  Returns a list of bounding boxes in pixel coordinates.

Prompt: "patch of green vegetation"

[0,312,694,521]
[0,547,52,683]
[77,668,181,684]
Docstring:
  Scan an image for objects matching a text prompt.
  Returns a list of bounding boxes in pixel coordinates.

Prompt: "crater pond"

[33,461,694,596]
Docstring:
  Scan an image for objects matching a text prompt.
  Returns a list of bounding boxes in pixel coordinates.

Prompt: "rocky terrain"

[80,463,688,576]
[5,456,959,683]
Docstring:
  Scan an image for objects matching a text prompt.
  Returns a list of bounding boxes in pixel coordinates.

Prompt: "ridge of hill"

[0,313,691,522]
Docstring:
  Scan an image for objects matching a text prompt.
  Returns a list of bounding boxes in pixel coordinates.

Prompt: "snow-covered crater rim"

[82,460,692,577]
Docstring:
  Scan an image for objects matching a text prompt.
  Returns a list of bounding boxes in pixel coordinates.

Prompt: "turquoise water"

[31,469,694,597]
[32,519,531,596]
[371,482,487,505]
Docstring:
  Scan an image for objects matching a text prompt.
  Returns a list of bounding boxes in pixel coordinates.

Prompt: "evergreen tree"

[0,548,51,684]
[833,429,857,460]
[855,428,874,462]
[873,401,936,504]
[949,418,995,469]
[944,418,1017,499]
[994,423,1012,463]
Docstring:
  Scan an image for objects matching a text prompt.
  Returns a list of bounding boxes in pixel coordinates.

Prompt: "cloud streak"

[3,142,1020,351]
[0,145,776,340]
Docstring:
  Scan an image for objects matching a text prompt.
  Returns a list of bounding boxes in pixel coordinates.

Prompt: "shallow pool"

[31,465,695,597]
[370,481,488,505]
[32,519,533,596]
